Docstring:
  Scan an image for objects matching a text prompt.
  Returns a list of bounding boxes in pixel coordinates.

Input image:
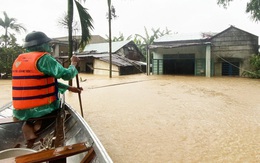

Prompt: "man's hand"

[70,55,80,66]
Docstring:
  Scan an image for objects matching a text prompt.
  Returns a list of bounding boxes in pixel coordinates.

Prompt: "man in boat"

[12,31,83,146]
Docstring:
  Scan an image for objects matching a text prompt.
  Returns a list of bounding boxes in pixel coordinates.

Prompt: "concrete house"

[75,40,146,76]
[149,26,259,77]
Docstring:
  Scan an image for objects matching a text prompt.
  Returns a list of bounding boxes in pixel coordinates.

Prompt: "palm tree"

[0,11,26,47]
[67,0,93,86]
[67,0,93,60]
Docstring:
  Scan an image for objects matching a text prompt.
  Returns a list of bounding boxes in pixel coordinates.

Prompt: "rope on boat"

[39,131,55,150]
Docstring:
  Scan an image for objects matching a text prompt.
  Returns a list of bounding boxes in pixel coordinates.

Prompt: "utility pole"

[108,0,112,78]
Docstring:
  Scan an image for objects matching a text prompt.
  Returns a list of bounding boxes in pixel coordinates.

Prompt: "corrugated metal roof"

[98,54,145,67]
[76,53,109,58]
[154,33,205,42]
[149,42,211,49]
[58,53,145,67]
[83,40,131,53]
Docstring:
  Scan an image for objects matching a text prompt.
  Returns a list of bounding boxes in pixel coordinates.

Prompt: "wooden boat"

[0,102,113,163]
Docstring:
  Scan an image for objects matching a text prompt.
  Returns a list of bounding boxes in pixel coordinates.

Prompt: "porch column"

[205,43,211,77]
[147,48,150,75]
[53,44,60,58]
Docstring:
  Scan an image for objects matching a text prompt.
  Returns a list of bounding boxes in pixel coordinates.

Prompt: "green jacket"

[13,54,78,120]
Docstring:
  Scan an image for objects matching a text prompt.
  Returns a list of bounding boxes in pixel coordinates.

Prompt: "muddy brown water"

[1,74,259,162]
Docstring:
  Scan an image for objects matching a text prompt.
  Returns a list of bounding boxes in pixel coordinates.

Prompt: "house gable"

[74,40,146,75]
[81,40,145,61]
[210,26,258,41]
[210,26,259,58]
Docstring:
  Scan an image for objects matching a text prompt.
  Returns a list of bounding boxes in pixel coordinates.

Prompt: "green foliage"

[0,44,24,79]
[0,34,19,47]
[0,12,25,78]
[105,32,132,42]
[104,26,172,59]
[217,0,233,7]
[246,0,260,22]
[242,55,260,78]
[217,0,260,22]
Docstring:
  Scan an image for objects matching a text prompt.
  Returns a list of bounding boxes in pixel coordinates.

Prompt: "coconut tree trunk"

[68,0,74,86]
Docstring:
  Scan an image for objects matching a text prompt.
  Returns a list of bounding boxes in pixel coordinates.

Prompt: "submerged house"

[51,35,146,76]
[149,26,259,77]
[50,35,106,58]
[75,40,146,76]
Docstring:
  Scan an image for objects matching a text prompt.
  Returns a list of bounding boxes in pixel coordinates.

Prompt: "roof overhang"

[149,42,211,50]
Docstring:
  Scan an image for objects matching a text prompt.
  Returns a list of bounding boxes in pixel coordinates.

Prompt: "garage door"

[163,54,195,75]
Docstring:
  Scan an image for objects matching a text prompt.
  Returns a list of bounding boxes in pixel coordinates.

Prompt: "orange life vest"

[12,52,57,110]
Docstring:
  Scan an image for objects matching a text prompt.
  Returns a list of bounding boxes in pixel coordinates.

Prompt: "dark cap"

[23,31,52,48]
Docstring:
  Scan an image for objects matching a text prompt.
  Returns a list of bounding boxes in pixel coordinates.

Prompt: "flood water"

[1,74,259,162]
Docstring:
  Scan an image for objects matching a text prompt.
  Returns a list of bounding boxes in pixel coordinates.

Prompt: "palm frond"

[74,0,94,48]
[10,23,26,33]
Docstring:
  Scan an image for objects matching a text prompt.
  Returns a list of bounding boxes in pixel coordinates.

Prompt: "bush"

[242,54,260,78]
[0,46,24,79]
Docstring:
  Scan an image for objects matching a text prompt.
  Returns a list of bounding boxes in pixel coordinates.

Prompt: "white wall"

[93,59,119,76]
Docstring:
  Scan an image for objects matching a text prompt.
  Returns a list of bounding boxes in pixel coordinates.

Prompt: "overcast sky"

[1,0,259,45]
